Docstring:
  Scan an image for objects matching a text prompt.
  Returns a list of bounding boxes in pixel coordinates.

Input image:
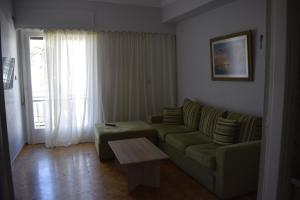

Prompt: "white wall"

[162,0,236,23]
[176,0,266,116]
[163,0,213,22]
[0,0,26,161]
[14,0,175,33]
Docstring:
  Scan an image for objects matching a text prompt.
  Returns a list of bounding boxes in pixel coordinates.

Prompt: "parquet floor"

[12,143,256,200]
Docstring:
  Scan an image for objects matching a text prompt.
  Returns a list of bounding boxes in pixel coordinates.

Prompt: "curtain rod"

[16,27,175,36]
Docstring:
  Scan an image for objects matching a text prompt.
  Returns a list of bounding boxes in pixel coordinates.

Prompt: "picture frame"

[2,57,15,90]
[210,31,253,81]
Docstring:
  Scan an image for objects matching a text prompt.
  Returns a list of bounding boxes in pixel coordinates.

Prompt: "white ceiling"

[88,0,178,7]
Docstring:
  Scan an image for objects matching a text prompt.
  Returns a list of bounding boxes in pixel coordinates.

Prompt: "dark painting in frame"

[210,31,253,81]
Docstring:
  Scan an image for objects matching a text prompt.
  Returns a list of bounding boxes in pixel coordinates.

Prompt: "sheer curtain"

[44,30,100,147]
[98,32,176,122]
[44,30,176,147]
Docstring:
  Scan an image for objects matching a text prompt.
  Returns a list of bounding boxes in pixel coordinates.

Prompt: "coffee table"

[108,137,168,192]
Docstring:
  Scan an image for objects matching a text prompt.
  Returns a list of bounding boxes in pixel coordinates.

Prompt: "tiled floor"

[12,143,256,200]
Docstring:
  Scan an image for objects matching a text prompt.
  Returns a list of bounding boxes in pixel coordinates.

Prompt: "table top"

[108,138,168,165]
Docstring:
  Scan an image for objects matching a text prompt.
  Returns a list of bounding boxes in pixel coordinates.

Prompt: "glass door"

[22,32,48,144]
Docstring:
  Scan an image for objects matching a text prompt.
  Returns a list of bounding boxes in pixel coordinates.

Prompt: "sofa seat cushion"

[165,132,212,153]
[186,143,223,170]
[95,121,156,141]
[151,124,195,141]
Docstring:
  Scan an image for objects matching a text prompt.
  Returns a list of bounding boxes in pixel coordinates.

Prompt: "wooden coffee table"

[108,137,168,192]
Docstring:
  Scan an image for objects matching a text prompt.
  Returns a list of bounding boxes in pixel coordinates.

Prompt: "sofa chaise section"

[94,120,157,160]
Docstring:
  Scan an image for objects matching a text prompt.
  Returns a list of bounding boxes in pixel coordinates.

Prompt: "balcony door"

[22,31,48,144]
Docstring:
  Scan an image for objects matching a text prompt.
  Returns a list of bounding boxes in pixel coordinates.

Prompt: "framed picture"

[210,31,253,81]
[2,57,15,90]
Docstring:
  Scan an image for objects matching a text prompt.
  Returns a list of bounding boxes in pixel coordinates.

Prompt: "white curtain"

[98,32,177,122]
[45,30,100,147]
[44,30,176,147]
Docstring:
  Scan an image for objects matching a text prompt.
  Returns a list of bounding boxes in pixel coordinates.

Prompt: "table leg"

[126,160,160,192]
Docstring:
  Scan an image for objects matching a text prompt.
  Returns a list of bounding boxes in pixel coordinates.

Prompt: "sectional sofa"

[94,99,262,199]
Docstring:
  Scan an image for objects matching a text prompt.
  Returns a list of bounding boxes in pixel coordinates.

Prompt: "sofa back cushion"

[199,106,225,138]
[227,112,262,142]
[182,99,202,129]
[163,107,183,125]
[214,117,239,145]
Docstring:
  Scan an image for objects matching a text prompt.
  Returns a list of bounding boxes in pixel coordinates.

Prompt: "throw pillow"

[182,99,201,129]
[213,117,239,145]
[163,107,183,125]
[227,112,262,142]
[199,106,225,138]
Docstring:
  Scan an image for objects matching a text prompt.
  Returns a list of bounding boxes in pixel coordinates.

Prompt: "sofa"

[94,99,262,199]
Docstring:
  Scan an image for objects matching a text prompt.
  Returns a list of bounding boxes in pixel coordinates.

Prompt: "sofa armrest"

[147,115,163,124]
[215,141,261,199]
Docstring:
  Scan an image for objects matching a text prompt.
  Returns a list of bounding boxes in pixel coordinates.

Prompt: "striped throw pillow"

[182,99,201,129]
[163,107,183,125]
[199,106,225,138]
[227,112,262,142]
[214,117,239,145]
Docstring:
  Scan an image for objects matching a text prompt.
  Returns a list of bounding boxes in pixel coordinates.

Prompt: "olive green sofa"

[94,99,262,199]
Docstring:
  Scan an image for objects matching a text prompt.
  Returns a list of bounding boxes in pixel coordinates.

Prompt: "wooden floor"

[12,143,256,200]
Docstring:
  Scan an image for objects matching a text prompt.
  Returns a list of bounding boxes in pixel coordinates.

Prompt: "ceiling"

[88,0,178,7]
